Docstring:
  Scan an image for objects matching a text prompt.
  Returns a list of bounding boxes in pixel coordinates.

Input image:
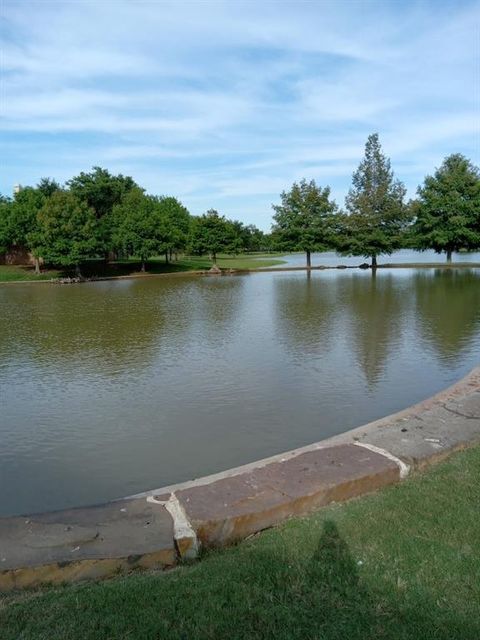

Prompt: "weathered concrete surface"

[0,498,175,591]
[1,367,479,591]
[173,444,400,546]
[324,369,480,469]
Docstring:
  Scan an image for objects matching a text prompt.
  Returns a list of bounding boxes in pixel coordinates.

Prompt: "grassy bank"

[0,254,286,283]
[2,447,479,639]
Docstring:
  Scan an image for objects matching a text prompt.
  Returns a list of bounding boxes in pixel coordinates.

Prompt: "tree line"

[272,134,480,267]
[1,134,479,274]
[0,168,268,275]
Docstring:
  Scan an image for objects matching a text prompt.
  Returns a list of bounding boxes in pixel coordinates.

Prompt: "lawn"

[0,254,286,282]
[1,446,479,639]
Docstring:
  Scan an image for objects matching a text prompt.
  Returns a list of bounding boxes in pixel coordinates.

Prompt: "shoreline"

[1,366,479,591]
[1,260,480,285]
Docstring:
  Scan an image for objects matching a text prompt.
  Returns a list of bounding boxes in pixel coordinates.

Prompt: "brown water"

[1,267,479,516]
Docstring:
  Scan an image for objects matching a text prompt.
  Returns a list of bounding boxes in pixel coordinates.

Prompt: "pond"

[1,266,480,516]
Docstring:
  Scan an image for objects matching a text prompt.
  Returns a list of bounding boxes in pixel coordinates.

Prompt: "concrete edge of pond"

[1,261,479,285]
[1,367,479,592]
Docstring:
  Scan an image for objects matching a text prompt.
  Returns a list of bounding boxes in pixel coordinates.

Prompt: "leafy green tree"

[0,195,13,254]
[272,179,338,267]
[37,178,61,198]
[189,209,234,264]
[112,188,168,271]
[411,154,480,262]
[68,167,138,256]
[154,196,191,263]
[338,133,408,268]
[28,191,97,276]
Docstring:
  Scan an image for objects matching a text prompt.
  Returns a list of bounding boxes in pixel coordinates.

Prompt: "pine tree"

[339,133,408,268]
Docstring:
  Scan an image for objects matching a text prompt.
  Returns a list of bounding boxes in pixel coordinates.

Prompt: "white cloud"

[1,0,478,228]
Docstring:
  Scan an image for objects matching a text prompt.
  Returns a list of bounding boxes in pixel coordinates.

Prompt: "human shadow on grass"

[3,521,478,640]
[193,520,480,640]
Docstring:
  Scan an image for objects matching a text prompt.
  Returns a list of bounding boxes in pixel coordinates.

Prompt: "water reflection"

[273,273,337,359]
[342,272,407,387]
[414,269,480,363]
[1,269,479,516]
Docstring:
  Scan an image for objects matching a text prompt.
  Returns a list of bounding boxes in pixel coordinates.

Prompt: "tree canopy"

[28,191,97,275]
[337,133,408,267]
[112,189,170,271]
[272,179,338,267]
[410,154,480,261]
[189,209,236,263]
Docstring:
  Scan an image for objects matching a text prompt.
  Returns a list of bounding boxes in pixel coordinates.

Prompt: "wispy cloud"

[1,0,478,229]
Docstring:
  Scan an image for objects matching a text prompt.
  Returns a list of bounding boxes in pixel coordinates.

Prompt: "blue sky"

[1,0,479,230]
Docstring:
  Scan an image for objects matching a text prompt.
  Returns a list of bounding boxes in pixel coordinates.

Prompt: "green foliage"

[68,167,138,255]
[411,154,480,260]
[112,189,169,269]
[37,178,61,198]
[0,195,13,253]
[272,179,337,266]
[153,196,191,255]
[189,209,236,263]
[28,191,97,269]
[338,133,408,265]
[0,187,46,252]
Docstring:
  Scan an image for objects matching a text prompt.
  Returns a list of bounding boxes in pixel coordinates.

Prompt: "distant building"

[13,184,22,195]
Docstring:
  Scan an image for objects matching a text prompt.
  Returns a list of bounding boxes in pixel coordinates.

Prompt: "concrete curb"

[1,367,479,591]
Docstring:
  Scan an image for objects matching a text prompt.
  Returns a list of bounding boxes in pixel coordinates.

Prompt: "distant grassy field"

[0,254,286,282]
[2,446,479,639]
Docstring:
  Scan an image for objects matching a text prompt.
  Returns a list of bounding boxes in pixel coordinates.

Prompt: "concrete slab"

[0,498,175,591]
[325,378,480,469]
[174,443,399,546]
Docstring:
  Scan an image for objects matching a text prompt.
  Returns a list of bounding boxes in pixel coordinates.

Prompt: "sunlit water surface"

[1,266,479,515]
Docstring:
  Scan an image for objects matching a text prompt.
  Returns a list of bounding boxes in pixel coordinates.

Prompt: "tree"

[338,133,408,268]
[189,209,235,264]
[37,178,61,198]
[411,154,480,262]
[154,196,191,263]
[0,195,13,254]
[112,188,168,271]
[272,179,337,268]
[67,167,138,256]
[28,191,97,276]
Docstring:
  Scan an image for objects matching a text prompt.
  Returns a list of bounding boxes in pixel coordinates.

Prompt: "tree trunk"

[165,251,169,264]
[141,260,146,272]
[34,257,40,275]
[446,249,452,263]
[174,252,178,261]
[75,263,81,278]
[371,255,377,269]
[306,250,311,269]
[212,252,217,264]
[169,248,173,262]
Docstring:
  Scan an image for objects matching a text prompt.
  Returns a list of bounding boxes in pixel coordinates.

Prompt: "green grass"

[2,447,480,639]
[0,265,60,282]
[0,254,286,282]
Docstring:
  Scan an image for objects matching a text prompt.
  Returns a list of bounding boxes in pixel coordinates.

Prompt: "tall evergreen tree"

[338,133,408,268]
[411,154,480,261]
[272,179,337,268]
